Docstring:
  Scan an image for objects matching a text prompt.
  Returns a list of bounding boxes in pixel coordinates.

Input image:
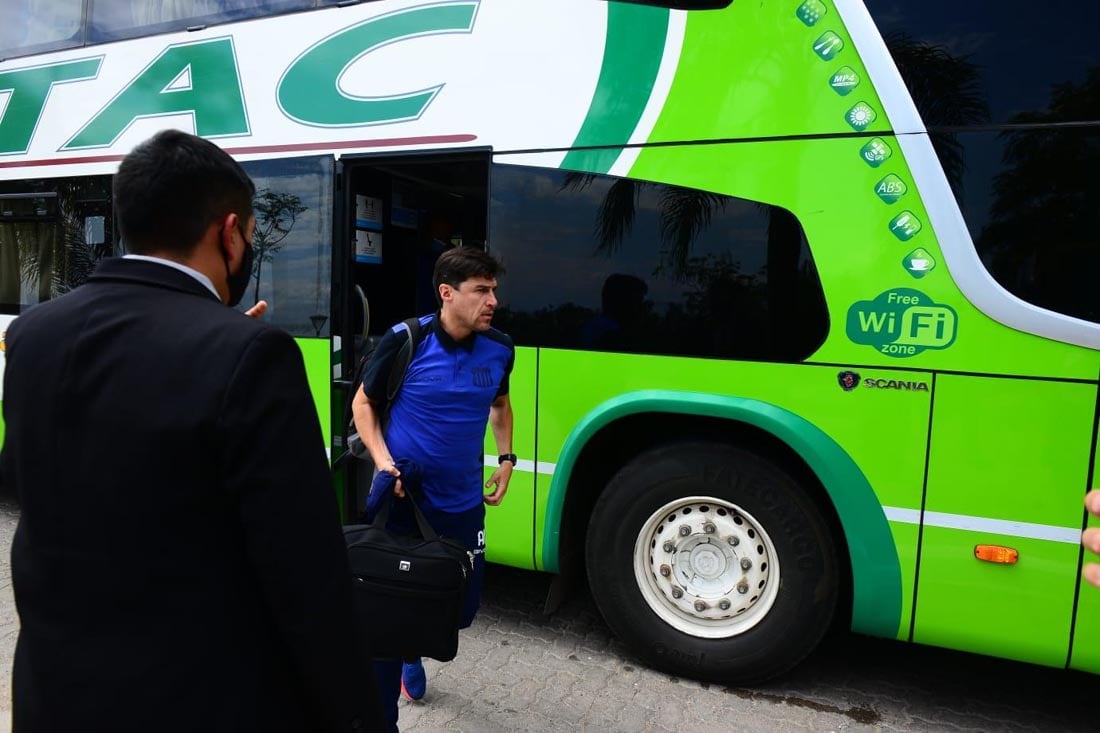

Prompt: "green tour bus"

[1,0,1098,682]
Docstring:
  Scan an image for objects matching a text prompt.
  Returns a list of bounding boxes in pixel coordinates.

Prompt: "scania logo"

[864,378,929,392]
[837,371,860,391]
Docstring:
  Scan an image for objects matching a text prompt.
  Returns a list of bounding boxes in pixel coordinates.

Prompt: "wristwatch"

[498,453,517,466]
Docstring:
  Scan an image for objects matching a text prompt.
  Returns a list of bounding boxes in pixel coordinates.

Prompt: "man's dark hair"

[432,247,504,305]
[113,129,255,256]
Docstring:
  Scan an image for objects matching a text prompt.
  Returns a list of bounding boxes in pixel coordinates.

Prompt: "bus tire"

[585,440,838,683]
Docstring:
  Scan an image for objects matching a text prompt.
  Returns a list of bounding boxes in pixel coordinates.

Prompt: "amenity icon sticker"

[813,31,844,60]
[846,288,957,358]
[796,0,827,26]
[860,138,892,167]
[902,248,937,279]
[846,102,877,131]
[874,174,907,204]
[829,66,860,95]
[889,211,922,240]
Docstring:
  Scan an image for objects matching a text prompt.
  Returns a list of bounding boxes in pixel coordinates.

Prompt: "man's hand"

[245,300,268,319]
[484,461,513,506]
[379,460,404,498]
[1083,490,1100,588]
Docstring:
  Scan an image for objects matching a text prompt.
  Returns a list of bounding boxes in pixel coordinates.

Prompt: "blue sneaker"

[401,658,426,701]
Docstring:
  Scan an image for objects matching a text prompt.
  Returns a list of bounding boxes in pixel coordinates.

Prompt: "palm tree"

[883,31,990,196]
[977,68,1100,322]
[4,180,109,305]
[560,172,725,277]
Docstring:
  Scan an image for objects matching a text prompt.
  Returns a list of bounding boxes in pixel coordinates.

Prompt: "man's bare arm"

[484,393,514,506]
[351,386,403,496]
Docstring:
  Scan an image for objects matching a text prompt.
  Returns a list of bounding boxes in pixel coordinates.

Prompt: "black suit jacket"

[0,258,381,732]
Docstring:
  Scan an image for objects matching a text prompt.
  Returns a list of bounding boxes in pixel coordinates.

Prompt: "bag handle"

[370,485,440,541]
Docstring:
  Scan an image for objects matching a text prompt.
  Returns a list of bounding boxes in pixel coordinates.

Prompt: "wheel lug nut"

[736,582,749,594]
[702,522,716,534]
[718,599,731,611]
[671,587,684,599]
[694,600,707,612]
[662,541,675,553]
[740,558,752,571]
[659,564,671,577]
[727,535,739,546]
[678,525,691,537]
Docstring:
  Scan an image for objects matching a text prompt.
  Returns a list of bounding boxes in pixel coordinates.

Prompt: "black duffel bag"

[344,490,473,662]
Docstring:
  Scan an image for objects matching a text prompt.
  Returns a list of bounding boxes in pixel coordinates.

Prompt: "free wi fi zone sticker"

[845,288,957,358]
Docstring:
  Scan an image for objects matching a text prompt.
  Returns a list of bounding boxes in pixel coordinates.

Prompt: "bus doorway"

[336,151,490,517]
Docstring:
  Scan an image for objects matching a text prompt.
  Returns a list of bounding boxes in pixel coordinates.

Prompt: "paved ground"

[1,499,1097,731]
[399,568,1099,732]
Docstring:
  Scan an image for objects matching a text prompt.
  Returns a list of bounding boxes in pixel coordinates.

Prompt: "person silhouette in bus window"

[579,273,648,352]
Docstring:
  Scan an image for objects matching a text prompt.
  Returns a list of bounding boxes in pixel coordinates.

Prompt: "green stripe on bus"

[560,3,668,174]
[542,390,904,639]
[294,336,332,450]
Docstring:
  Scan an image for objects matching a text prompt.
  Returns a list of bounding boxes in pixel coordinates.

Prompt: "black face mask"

[225,226,254,308]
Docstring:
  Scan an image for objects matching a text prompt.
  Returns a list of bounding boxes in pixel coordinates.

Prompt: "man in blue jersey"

[350,246,515,730]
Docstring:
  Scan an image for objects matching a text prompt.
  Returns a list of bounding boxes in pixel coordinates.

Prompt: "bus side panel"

[294,337,332,450]
[1069,422,1100,673]
[534,350,927,640]
[914,376,1095,666]
[917,529,1080,666]
[483,346,537,570]
[644,0,889,145]
[627,138,1098,381]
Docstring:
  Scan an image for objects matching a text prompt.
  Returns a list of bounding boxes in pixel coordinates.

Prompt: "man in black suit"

[0,130,382,731]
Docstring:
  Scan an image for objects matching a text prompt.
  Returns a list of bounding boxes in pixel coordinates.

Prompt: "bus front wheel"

[585,441,839,683]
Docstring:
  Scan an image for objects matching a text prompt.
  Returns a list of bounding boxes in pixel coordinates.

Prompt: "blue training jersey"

[361,314,514,512]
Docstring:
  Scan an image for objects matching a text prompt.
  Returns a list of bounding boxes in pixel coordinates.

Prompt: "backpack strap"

[384,316,424,405]
[334,316,430,470]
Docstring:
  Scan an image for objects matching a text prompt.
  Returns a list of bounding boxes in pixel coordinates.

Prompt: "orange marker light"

[974,545,1019,564]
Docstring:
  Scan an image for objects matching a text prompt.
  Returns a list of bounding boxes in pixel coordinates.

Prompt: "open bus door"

[330,150,493,522]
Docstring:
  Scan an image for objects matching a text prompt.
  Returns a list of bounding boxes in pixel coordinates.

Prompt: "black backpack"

[334,316,428,468]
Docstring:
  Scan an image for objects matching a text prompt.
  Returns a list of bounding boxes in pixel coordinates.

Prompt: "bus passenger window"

[0,177,113,315]
[88,0,314,43]
[1,0,83,59]
[489,163,829,363]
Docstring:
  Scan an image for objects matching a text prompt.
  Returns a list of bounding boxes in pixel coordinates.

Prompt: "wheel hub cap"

[633,497,780,639]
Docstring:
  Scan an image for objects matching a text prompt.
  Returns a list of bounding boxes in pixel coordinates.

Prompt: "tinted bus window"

[1,0,84,60]
[88,0,314,43]
[238,156,333,338]
[490,164,828,362]
[955,125,1100,324]
[865,0,1099,125]
[0,176,113,315]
